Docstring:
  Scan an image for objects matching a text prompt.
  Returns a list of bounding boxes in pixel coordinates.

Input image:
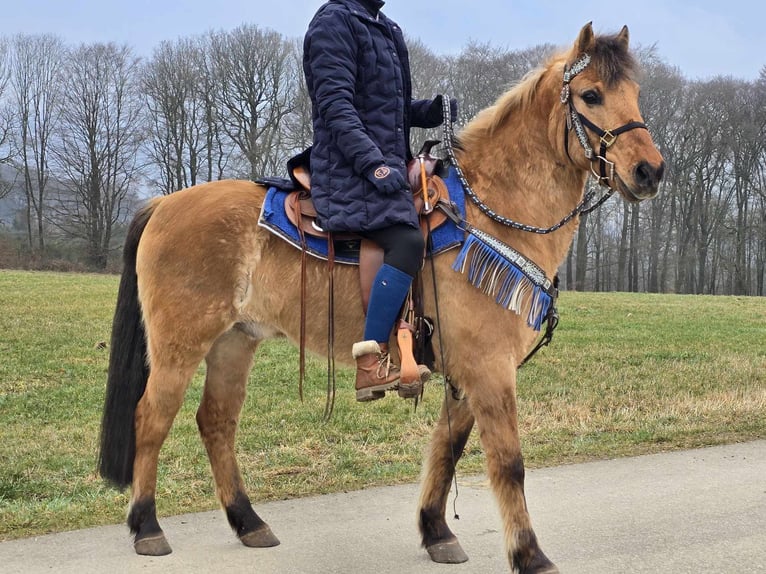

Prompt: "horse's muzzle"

[618,160,664,202]
[631,160,665,200]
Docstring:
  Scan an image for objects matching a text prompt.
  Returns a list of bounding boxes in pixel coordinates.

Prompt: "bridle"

[561,53,649,188]
[441,96,609,236]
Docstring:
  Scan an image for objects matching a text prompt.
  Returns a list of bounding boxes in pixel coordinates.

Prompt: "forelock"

[590,34,637,85]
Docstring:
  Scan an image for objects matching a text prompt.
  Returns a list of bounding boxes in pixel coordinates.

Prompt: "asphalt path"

[2,440,764,573]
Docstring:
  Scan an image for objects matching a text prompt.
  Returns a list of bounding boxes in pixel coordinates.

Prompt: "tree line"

[0,26,764,295]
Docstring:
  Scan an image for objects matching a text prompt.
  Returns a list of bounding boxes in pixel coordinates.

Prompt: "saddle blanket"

[257,166,466,265]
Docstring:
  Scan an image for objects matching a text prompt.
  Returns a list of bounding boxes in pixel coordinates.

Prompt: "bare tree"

[755,68,766,295]
[0,38,15,200]
[143,39,195,194]
[667,80,735,293]
[755,161,766,295]
[9,34,65,254]
[636,51,685,292]
[407,37,450,100]
[406,37,454,148]
[143,37,231,195]
[269,38,312,164]
[725,80,766,294]
[51,43,143,269]
[198,38,234,183]
[208,25,296,179]
[447,42,522,123]
[574,199,591,291]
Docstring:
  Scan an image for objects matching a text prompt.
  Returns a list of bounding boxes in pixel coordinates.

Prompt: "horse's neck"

[457,112,587,277]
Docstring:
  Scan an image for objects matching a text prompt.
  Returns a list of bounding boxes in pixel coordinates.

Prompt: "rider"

[303,0,456,401]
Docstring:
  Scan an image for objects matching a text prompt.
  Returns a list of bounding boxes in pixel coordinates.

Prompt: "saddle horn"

[417,140,441,157]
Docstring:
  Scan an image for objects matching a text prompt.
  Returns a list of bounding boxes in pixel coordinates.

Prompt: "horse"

[98,23,663,573]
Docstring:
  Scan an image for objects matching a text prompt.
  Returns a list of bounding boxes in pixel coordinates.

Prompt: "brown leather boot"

[352,340,400,402]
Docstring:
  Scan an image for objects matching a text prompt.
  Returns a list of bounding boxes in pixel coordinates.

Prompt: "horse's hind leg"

[418,391,474,564]
[197,327,280,548]
[129,361,201,556]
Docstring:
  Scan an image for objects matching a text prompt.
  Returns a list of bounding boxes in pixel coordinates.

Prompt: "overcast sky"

[2,0,764,80]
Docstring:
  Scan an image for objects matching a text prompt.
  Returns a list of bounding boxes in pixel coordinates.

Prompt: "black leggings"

[359,224,424,278]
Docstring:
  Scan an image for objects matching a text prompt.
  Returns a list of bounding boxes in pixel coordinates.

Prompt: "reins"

[431,50,647,367]
[429,51,638,375]
[439,88,615,237]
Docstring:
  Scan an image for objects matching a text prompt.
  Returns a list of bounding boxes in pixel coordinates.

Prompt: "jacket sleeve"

[305,12,384,176]
[410,98,443,129]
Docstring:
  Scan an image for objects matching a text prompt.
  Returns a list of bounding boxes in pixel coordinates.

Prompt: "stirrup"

[397,364,430,398]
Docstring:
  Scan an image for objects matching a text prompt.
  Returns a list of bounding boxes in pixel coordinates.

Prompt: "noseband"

[560,53,648,187]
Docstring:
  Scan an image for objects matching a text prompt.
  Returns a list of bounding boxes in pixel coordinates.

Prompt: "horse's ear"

[576,22,595,54]
[617,25,630,49]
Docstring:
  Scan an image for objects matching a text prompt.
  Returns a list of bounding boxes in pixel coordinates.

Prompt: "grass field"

[0,269,764,540]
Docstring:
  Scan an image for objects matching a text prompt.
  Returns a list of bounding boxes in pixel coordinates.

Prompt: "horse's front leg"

[418,390,474,563]
[469,360,558,574]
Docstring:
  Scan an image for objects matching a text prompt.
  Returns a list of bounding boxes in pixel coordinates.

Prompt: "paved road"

[2,441,764,573]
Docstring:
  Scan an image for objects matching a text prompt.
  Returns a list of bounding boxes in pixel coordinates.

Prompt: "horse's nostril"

[635,161,663,188]
[635,162,650,186]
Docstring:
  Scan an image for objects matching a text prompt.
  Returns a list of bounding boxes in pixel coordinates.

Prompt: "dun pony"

[99,23,663,573]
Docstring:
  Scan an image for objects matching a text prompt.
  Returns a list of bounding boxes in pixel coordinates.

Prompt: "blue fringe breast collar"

[444,172,558,332]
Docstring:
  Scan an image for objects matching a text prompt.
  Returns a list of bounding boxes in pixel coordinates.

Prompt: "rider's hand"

[366,165,407,195]
[426,95,458,124]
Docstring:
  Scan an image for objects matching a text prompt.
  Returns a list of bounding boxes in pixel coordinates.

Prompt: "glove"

[426,95,458,124]
[448,97,458,122]
[366,165,407,195]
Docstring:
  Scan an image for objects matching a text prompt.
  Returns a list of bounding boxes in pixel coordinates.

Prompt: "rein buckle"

[591,155,616,186]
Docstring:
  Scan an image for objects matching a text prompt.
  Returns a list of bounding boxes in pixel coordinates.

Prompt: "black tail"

[98,203,156,489]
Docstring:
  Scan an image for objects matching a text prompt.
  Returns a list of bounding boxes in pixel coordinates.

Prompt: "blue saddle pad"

[257,166,466,265]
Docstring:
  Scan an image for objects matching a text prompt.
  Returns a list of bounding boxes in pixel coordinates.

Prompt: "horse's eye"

[581,90,602,105]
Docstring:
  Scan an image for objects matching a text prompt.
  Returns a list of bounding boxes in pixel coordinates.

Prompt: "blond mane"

[456,52,567,150]
[456,30,637,151]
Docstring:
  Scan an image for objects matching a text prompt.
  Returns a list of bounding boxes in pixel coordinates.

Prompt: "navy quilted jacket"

[303,0,443,232]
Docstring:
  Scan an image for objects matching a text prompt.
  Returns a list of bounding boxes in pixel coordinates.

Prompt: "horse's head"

[560,23,665,201]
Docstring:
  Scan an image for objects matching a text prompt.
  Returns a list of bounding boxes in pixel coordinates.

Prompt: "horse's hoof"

[240,524,281,548]
[134,532,172,556]
[426,539,469,564]
[520,556,560,573]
